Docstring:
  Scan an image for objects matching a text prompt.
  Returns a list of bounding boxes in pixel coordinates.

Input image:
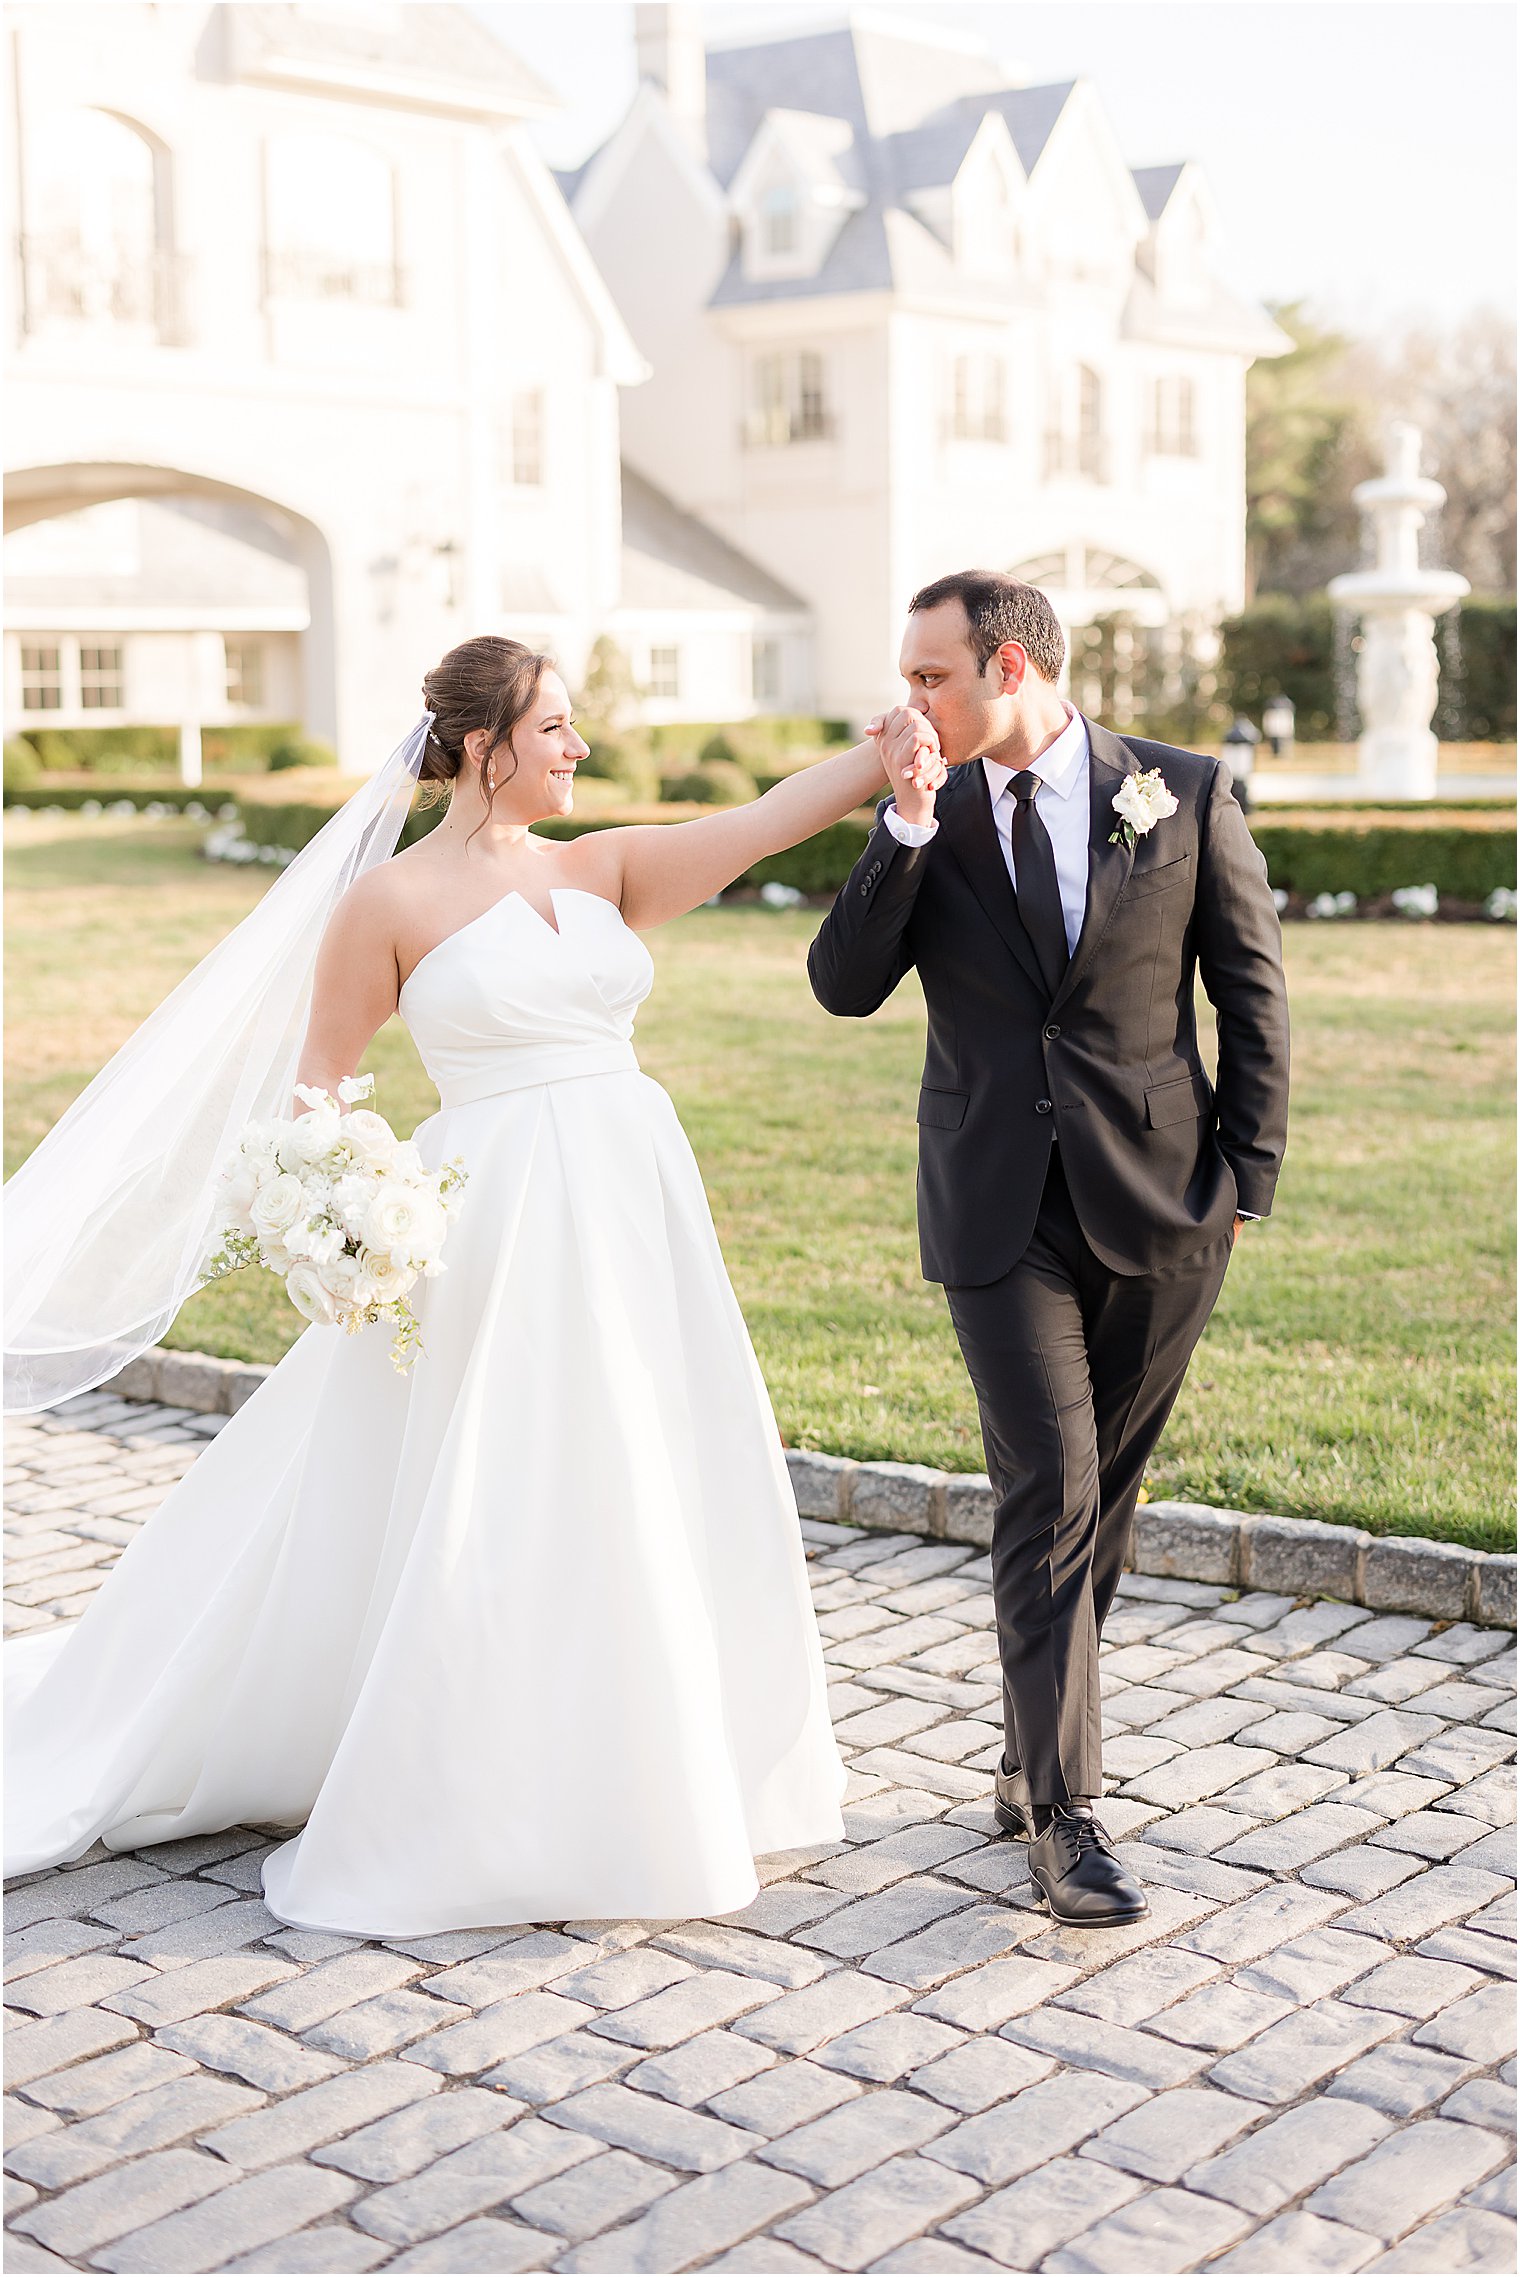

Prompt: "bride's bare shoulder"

[327,855,422,947]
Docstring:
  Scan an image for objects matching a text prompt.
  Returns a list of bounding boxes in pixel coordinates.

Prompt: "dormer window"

[761,185,800,258]
[730,110,862,284]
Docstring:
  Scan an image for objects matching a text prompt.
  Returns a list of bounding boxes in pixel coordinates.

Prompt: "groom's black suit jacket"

[807,720,1290,1285]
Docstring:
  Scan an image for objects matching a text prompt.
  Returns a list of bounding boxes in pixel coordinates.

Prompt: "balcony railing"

[1042,430,1110,483]
[15,235,192,346]
[741,405,837,449]
[261,247,407,308]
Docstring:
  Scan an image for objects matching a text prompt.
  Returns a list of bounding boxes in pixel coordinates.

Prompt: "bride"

[4,634,944,1937]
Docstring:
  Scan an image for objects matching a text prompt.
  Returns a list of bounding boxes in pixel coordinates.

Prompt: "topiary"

[577,731,659,804]
[4,737,41,793]
[660,759,757,806]
[268,736,337,772]
[699,731,740,766]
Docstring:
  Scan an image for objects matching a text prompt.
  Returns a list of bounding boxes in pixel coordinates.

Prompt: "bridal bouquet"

[202,1075,467,1371]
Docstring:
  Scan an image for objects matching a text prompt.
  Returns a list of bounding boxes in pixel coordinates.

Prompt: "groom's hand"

[868,706,944,827]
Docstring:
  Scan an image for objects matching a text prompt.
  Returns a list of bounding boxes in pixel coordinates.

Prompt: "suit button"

[859,882,871,898]
[1035,1098,1053,1115]
[1044,1024,1060,1040]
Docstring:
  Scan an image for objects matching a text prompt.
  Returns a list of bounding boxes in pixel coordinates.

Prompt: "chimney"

[634,2,707,160]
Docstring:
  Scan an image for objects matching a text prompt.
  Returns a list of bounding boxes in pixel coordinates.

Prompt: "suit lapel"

[935,762,1046,994]
[1051,719,1137,1011]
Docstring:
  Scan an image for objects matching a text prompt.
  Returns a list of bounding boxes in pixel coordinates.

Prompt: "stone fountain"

[1329,421,1468,800]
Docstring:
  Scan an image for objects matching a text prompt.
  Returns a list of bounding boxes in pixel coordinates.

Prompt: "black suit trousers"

[945,1146,1232,1807]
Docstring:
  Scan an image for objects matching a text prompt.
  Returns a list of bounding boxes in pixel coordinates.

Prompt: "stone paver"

[4,1397,1516,2272]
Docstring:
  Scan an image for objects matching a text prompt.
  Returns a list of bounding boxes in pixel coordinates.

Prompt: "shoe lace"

[1055,1810,1112,1859]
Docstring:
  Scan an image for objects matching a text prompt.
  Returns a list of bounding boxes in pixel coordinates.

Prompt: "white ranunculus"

[362,1182,446,1264]
[250,1172,305,1238]
[286,1262,340,1326]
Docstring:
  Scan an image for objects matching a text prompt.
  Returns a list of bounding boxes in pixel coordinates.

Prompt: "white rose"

[341,1109,398,1165]
[286,1262,340,1326]
[362,1182,445,1264]
[1112,776,1150,832]
[250,1172,305,1239]
[360,1251,414,1305]
[1113,768,1180,837]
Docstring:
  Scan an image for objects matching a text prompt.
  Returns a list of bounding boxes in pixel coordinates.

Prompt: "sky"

[474,0,1516,334]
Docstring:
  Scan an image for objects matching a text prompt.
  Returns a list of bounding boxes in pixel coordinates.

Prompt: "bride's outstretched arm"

[606,731,941,931]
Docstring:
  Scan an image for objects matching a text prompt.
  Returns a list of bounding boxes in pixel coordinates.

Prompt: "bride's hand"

[871,707,945,818]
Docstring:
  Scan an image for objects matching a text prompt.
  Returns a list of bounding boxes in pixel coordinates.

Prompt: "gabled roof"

[223,3,558,121]
[1131,162,1189,222]
[1123,271,1294,358]
[619,465,808,614]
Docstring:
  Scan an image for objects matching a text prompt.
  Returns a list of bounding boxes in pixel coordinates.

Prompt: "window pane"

[21,644,63,711]
[648,646,680,699]
[761,185,799,256]
[511,390,545,486]
[225,640,264,707]
[78,643,123,708]
[753,637,781,705]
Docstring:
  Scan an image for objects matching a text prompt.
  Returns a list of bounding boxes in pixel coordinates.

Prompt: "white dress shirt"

[880,710,1260,1220]
[882,703,1090,957]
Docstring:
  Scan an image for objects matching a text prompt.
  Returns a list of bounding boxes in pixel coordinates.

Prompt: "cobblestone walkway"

[5,1395,1517,2276]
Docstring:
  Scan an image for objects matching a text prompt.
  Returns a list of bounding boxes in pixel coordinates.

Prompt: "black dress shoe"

[993,1758,1036,1840]
[1027,1803,1149,1926]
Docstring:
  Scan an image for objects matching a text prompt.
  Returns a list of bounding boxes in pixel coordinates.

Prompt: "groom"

[809,572,1290,1926]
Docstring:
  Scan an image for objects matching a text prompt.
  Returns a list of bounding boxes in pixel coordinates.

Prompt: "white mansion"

[5,3,1287,767]
[568,6,1290,725]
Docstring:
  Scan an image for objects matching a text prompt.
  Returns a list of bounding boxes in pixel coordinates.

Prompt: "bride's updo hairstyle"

[418,636,553,810]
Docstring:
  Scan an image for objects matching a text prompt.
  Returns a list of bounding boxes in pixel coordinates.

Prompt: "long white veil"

[4,715,434,1415]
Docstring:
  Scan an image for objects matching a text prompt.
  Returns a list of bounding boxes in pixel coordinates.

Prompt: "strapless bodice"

[397,888,655,1109]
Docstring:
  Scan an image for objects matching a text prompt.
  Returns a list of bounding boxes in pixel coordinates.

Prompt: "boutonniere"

[1109,768,1179,850]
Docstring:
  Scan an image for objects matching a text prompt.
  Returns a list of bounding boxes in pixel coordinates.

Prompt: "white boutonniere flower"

[1109,768,1179,851]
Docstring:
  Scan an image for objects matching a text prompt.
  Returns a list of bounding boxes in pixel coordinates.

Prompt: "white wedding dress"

[4,887,847,1935]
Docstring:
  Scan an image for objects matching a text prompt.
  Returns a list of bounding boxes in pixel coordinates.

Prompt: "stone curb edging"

[104,1345,1517,1629]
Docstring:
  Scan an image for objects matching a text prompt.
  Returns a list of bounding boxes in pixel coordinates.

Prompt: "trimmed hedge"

[1250,820,1515,901]
[1220,592,1518,744]
[4,782,241,813]
[8,722,305,775]
[28,779,1502,905]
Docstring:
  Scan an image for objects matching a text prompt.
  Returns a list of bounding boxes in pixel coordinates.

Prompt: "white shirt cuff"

[881,802,939,848]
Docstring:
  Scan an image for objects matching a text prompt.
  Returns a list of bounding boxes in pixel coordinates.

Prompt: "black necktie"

[1008,772,1069,997]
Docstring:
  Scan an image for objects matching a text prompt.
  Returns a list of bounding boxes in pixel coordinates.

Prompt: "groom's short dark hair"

[909,571,1066,683]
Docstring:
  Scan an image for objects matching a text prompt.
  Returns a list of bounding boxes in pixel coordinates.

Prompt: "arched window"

[21,108,178,339]
[264,131,400,306]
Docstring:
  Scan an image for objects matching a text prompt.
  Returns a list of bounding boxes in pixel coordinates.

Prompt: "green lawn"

[6,810,1515,1551]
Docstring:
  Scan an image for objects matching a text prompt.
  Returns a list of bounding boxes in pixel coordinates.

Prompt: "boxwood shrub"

[78,789,1508,908]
